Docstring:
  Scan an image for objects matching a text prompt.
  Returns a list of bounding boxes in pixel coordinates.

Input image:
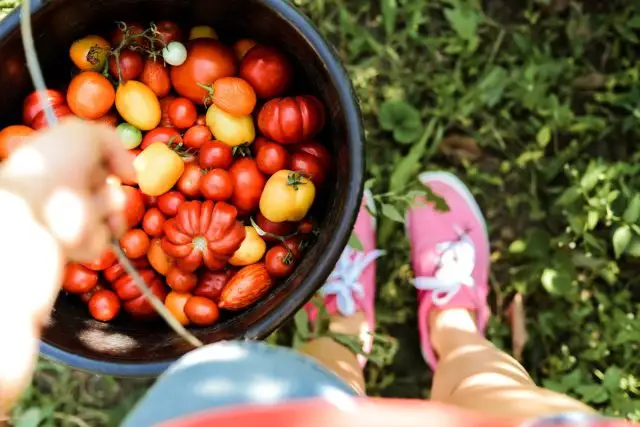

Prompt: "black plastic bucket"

[0,0,364,376]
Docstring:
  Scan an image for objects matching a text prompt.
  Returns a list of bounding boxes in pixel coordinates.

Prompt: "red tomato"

[256,142,290,175]
[80,283,105,304]
[112,269,157,300]
[67,71,115,120]
[292,141,332,170]
[142,194,158,207]
[177,163,204,198]
[228,158,266,214]
[88,289,121,322]
[154,20,183,46]
[22,89,65,126]
[142,208,166,237]
[82,249,117,271]
[141,127,182,150]
[240,46,293,99]
[265,245,297,278]
[184,296,219,326]
[283,235,306,259]
[157,191,186,216]
[120,229,150,259]
[103,258,150,283]
[109,50,144,81]
[123,278,168,318]
[111,22,148,47]
[200,169,233,201]
[166,266,197,292]
[210,77,257,116]
[193,270,233,303]
[252,136,271,156]
[141,58,172,98]
[198,140,233,169]
[170,39,237,104]
[31,104,74,130]
[195,114,206,126]
[63,263,98,294]
[168,97,197,129]
[93,112,119,127]
[297,218,314,234]
[254,211,296,242]
[123,185,145,228]
[183,125,212,149]
[0,125,34,160]
[290,152,326,186]
[257,95,325,144]
[233,39,257,61]
[159,96,177,127]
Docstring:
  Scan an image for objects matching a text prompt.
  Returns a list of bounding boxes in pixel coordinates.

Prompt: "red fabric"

[159,398,634,427]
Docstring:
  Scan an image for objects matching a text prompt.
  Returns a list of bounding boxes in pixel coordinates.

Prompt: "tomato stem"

[287,172,306,190]
[196,82,215,107]
[110,21,165,84]
[232,143,252,158]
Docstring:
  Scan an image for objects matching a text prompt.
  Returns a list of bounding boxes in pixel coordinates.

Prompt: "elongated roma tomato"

[184,296,219,326]
[206,105,255,147]
[210,77,256,116]
[229,226,266,267]
[240,45,292,99]
[67,71,115,120]
[259,170,316,223]
[218,263,272,311]
[0,125,34,160]
[134,142,185,196]
[147,237,174,275]
[164,291,191,326]
[109,50,144,81]
[141,58,172,98]
[69,35,111,71]
[23,89,65,126]
[116,81,161,131]
[257,95,326,144]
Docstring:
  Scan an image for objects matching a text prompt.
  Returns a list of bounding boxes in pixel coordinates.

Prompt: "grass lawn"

[4,0,640,425]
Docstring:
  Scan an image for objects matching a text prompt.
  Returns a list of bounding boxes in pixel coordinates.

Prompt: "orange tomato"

[147,238,174,275]
[67,71,115,119]
[0,125,34,160]
[164,291,191,326]
[69,35,111,71]
[233,39,257,61]
[229,226,266,266]
[211,77,257,116]
[115,81,161,131]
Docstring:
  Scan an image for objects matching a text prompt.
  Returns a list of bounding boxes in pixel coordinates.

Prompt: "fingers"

[92,122,137,184]
[96,179,128,238]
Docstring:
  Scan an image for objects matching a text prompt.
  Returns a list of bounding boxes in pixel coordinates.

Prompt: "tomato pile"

[0,21,332,327]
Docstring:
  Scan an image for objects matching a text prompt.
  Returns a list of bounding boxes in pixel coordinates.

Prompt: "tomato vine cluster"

[0,21,331,327]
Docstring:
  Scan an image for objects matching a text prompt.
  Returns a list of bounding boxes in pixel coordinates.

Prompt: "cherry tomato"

[168,97,197,129]
[159,96,177,127]
[109,50,144,81]
[141,58,172,98]
[142,208,166,237]
[198,140,233,169]
[94,112,119,127]
[123,278,168,318]
[170,39,237,104]
[228,158,266,214]
[82,249,117,271]
[200,169,233,201]
[116,122,142,149]
[163,41,188,66]
[122,185,145,228]
[264,245,297,278]
[194,270,233,303]
[252,136,271,156]
[141,127,182,150]
[31,105,74,130]
[103,258,149,283]
[290,152,327,186]
[257,95,325,144]
[166,266,197,292]
[142,194,158,207]
[112,269,156,300]
[184,296,219,326]
[157,191,186,216]
[67,71,115,120]
[297,218,314,235]
[120,229,150,259]
[0,125,34,160]
[256,142,290,175]
[69,35,111,71]
[183,125,212,149]
[292,141,332,171]
[63,263,98,294]
[283,235,306,259]
[164,291,191,325]
[111,22,148,47]
[154,20,183,46]
[116,81,161,131]
[240,45,292,99]
[177,163,204,198]
[88,289,121,322]
[23,89,65,126]
[254,211,296,242]
[80,283,105,304]
[233,38,257,61]
[147,237,174,275]
[209,77,256,116]
[195,114,206,126]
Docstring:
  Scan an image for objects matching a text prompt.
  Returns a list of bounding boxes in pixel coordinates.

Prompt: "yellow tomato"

[164,291,191,326]
[229,226,266,266]
[206,105,255,147]
[115,81,161,131]
[69,35,111,71]
[148,238,174,275]
[259,170,316,222]
[189,25,218,40]
[134,142,184,196]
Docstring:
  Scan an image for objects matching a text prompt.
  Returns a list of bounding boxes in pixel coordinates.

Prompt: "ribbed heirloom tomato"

[240,45,293,99]
[161,200,246,272]
[257,95,326,144]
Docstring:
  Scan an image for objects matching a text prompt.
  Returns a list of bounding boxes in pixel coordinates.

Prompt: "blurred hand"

[0,118,134,416]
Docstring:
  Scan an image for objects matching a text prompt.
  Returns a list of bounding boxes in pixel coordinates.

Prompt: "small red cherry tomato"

[292,141,331,171]
[32,104,74,130]
[80,283,105,304]
[141,127,182,150]
[194,270,233,303]
[252,136,271,156]
[290,152,326,186]
[154,20,184,46]
[228,158,266,214]
[103,258,150,283]
[177,163,204,198]
[119,229,151,259]
[200,168,233,201]
[111,22,148,47]
[184,296,220,326]
[82,249,117,271]
[142,208,167,237]
[239,46,292,99]
[23,89,65,126]
[297,218,314,235]
[256,142,290,175]
[88,289,121,322]
[123,185,145,228]
[166,266,198,292]
[168,97,197,129]
[157,191,186,216]
[108,50,144,81]
[198,140,233,169]
[63,263,98,294]
[264,245,297,278]
[183,125,212,149]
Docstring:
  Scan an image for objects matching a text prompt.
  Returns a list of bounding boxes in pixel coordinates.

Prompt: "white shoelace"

[414,225,476,306]
[320,245,386,317]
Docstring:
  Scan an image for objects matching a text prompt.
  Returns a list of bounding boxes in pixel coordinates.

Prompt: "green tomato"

[116,123,142,149]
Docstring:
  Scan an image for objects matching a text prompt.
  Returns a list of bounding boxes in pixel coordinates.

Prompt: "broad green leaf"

[443,4,481,51]
[15,408,43,427]
[536,126,552,147]
[380,0,397,39]
[381,203,404,222]
[293,309,310,340]
[541,267,572,296]
[625,235,640,257]
[586,210,600,230]
[378,100,421,132]
[603,366,622,392]
[393,121,423,144]
[347,231,363,251]
[613,224,632,259]
[623,194,640,224]
[555,186,581,207]
[575,384,609,404]
[580,162,605,192]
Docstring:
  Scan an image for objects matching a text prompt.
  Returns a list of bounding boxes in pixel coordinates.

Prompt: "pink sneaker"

[406,171,491,370]
[305,189,384,367]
